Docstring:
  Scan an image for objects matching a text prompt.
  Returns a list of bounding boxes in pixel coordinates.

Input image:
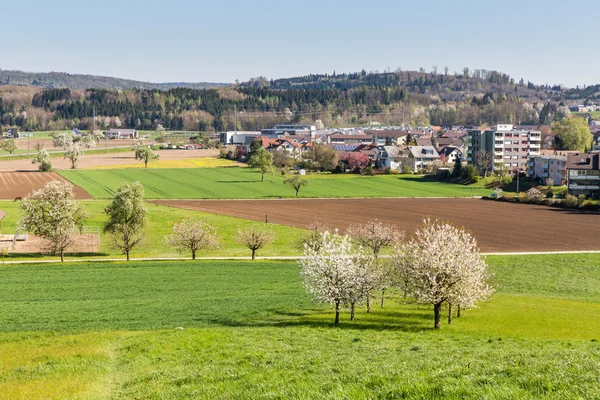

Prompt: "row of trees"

[299,220,493,328]
[18,181,278,261]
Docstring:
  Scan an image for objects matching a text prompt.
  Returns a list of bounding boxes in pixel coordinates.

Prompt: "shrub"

[364,166,375,176]
[439,170,450,181]
[564,194,578,208]
[401,165,413,174]
[577,194,587,207]
[461,165,479,184]
[38,160,52,172]
[546,191,554,199]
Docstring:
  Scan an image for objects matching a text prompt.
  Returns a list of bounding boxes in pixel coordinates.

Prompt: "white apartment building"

[467,124,541,171]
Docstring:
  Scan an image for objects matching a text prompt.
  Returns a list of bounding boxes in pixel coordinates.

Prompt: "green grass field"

[0,254,599,398]
[0,200,305,260]
[59,167,492,199]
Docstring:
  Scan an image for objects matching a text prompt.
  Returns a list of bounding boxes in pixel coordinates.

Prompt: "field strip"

[2,250,600,264]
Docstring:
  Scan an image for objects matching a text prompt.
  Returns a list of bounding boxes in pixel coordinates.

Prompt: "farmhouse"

[105,129,138,139]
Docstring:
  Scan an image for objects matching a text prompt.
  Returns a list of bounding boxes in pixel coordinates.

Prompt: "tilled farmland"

[0,172,92,199]
[152,198,600,253]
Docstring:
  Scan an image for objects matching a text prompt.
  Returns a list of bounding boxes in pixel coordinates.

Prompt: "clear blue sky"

[1,0,595,87]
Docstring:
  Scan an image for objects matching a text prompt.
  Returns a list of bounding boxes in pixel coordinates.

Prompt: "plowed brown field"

[152,198,600,253]
[0,172,92,199]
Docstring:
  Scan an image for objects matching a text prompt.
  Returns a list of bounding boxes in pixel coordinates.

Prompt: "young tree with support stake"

[396,219,493,329]
[19,181,88,262]
[104,182,148,261]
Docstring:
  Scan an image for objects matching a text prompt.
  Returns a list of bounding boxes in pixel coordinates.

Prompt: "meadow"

[0,200,305,260]
[88,157,239,170]
[59,167,492,199]
[0,254,599,399]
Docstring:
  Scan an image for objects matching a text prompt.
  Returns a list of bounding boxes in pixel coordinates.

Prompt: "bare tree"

[346,219,404,257]
[284,175,309,196]
[296,222,328,252]
[474,151,492,177]
[165,218,221,259]
[234,225,275,260]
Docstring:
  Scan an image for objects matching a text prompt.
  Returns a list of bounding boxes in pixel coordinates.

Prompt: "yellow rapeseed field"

[90,157,240,170]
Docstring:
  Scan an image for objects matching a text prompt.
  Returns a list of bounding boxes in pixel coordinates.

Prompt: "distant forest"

[1,68,598,132]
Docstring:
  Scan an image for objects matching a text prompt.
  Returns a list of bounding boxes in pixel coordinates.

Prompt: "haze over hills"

[0,69,229,90]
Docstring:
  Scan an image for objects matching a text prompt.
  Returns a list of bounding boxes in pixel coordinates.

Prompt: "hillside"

[0,67,597,132]
[0,69,229,90]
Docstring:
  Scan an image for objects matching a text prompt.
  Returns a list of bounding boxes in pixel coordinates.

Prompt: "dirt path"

[151,198,600,253]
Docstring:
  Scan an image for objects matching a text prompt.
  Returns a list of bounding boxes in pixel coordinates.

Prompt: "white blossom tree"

[64,143,84,169]
[347,219,404,310]
[396,219,493,329]
[296,222,328,252]
[104,182,148,261]
[19,181,88,262]
[52,132,74,149]
[32,148,52,171]
[165,218,221,259]
[234,225,275,260]
[299,230,372,323]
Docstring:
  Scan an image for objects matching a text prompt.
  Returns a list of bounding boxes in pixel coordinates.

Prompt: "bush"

[577,194,587,207]
[364,166,375,176]
[401,165,413,174]
[461,165,479,184]
[564,194,578,208]
[546,191,554,199]
[38,160,52,172]
[439,170,450,181]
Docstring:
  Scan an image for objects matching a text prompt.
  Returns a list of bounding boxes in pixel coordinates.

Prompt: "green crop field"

[0,254,599,399]
[0,200,305,261]
[59,167,492,199]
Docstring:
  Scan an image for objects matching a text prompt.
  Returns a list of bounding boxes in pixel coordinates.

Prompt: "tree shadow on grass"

[200,304,436,333]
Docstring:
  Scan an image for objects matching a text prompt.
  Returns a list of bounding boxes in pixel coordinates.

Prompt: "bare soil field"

[152,198,600,252]
[0,149,219,171]
[0,172,92,199]
[0,233,99,253]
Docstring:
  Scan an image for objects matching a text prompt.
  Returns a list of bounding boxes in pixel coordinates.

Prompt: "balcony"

[570,175,600,181]
[529,143,541,148]
[528,162,534,167]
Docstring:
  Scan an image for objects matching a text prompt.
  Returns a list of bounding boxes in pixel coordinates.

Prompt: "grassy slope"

[0,200,305,260]
[59,167,492,199]
[1,254,600,398]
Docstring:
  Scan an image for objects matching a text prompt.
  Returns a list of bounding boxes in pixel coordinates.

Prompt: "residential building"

[527,152,569,186]
[378,146,410,171]
[261,136,311,156]
[566,151,600,198]
[364,130,408,146]
[467,124,541,171]
[407,146,440,172]
[438,146,464,164]
[105,129,138,139]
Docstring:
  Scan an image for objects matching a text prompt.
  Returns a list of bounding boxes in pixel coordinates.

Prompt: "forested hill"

[0,68,598,133]
[0,69,228,90]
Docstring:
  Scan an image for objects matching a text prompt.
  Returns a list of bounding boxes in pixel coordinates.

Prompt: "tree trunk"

[60,250,64,262]
[192,250,196,260]
[295,188,299,196]
[350,302,355,321]
[126,250,130,261]
[448,303,453,325]
[381,288,385,308]
[261,173,265,182]
[145,160,148,168]
[251,249,255,260]
[334,301,340,324]
[366,295,371,313]
[457,305,461,318]
[434,302,442,329]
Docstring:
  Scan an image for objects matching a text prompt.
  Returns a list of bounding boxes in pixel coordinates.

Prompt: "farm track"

[152,198,600,253]
[0,172,92,199]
